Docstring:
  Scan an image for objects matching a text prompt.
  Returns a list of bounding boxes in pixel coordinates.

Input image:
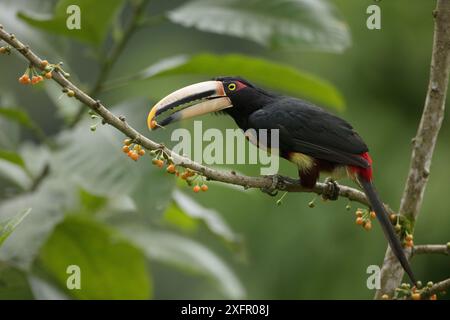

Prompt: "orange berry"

[187,171,195,177]
[129,151,139,161]
[167,164,176,174]
[430,294,437,300]
[193,185,201,193]
[405,240,414,248]
[122,146,130,153]
[181,172,189,180]
[138,149,145,156]
[124,138,132,146]
[31,76,39,84]
[44,72,52,79]
[19,74,30,84]
[201,184,208,192]
[363,221,372,231]
[356,217,364,225]
[411,293,421,300]
[370,211,376,219]
[156,159,164,168]
[41,60,49,68]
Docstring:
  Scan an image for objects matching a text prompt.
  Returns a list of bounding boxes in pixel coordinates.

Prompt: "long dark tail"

[358,175,417,284]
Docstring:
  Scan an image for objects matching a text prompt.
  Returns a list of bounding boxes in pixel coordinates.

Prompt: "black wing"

[247,97,369,168]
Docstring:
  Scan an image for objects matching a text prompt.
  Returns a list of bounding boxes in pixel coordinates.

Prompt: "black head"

[147,76,276,130]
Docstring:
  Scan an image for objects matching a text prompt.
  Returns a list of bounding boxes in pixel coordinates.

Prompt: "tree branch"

[413,244,450,256]
[375,0,450,298]
[427,278,450,297]
[0,24,372,208]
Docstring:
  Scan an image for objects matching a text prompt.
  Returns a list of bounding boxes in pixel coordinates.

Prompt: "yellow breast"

[288,152,315,171]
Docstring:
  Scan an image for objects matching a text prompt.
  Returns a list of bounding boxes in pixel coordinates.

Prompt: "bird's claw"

[261,174,279,197]
[322,177,340,201]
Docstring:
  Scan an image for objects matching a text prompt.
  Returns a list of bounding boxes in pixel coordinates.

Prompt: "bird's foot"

[260,174,280,197]
[322,177,340,201]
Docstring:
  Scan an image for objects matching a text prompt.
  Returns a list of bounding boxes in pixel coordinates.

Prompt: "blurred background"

[0,0,448,299]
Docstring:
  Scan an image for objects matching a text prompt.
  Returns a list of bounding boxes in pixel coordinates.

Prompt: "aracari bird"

[147,77,416,284]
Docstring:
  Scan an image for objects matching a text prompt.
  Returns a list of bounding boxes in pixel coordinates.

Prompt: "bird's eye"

[228,83,236,91]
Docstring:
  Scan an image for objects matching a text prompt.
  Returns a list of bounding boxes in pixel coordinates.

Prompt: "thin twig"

[413,244,450,256]
[427,278,450,297]
[375,0,450,299]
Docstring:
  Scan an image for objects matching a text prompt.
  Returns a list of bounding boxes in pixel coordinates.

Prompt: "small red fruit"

[180,172,189,180]
[370,211,376,219]
[193,185,201,193]
[122,146,130,153]
[363,221,372,231]
[44,72,52,79]
[430,294,437,300]
[201,184,208,192]
[154,159,164,168]
[167,164,176,174]
[138,149,145,156]
[411,293,421,300]
[41,60,49,68]
[356,217,364,225]
[129,151,139,161]
[19,74,31,84]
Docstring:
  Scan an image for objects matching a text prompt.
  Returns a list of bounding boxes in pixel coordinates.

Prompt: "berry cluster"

[386,281,439,300]
[18,60,70,86]
[354,208,376,231]
[389,213,415,248]
[122,139,145,161]
[150,149,208,193]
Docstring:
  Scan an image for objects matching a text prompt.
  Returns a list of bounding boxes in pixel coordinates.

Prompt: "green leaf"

[0,208,31,247]
[0,107,37,130]
[143,54,345,110]
[168,0,351,52]
[172,190,239,243]
[0,178,76,270]
[118,222,245,299]
[0,263,34,300]
[39,216,152,299]
[18,0,125,46]
[0,149,26,169]
[52,99,175,217]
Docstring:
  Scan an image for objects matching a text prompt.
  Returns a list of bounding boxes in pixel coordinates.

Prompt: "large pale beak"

[147,81,232,130]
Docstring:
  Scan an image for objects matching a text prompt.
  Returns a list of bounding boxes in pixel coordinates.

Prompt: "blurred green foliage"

[0,0,449,300]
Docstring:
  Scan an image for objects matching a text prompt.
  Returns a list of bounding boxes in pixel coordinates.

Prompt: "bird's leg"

[260,174,280,197]
[322,177,340,201]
